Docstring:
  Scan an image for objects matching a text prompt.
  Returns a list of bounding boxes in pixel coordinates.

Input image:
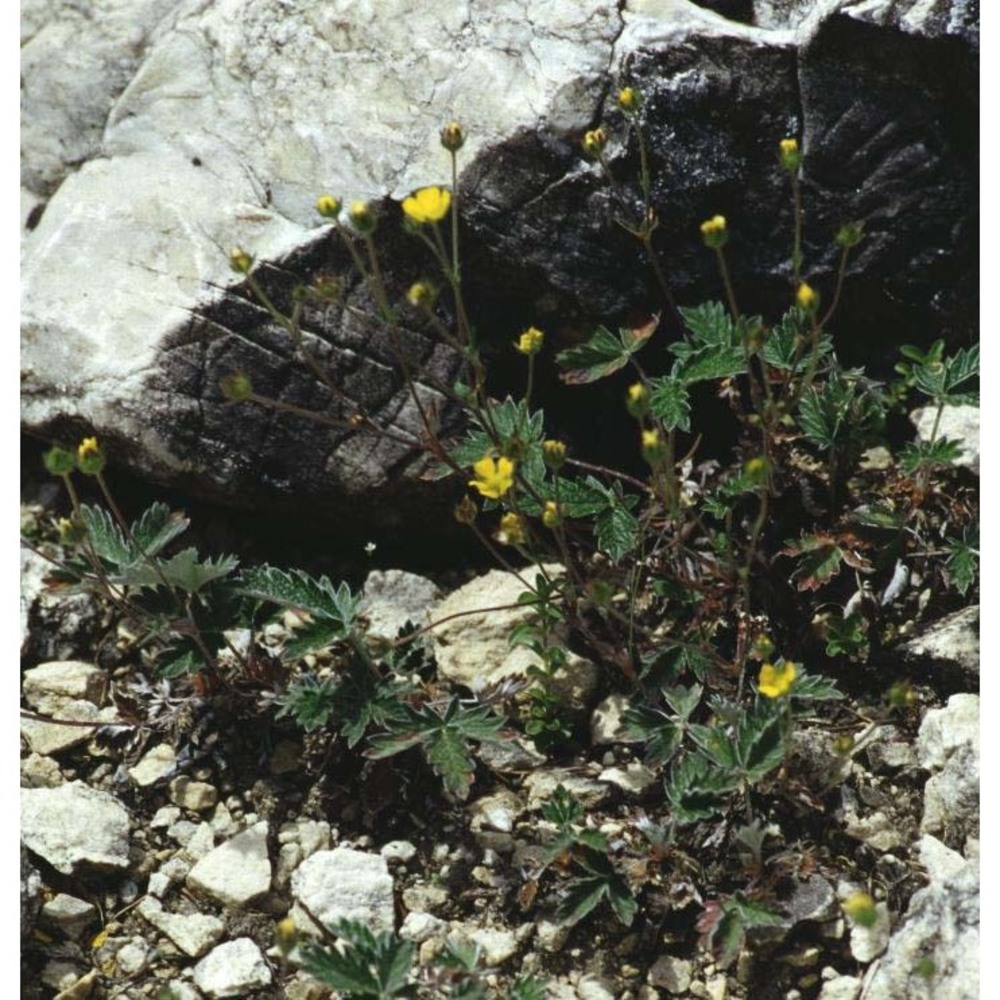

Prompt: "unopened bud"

[220,372,254,402]
[626,382,650,419]
[315,195,343,219]
[617,87,641,113]
[582,128,607,158]
[406,281,436,308]
[836,220,865,249]
[779,137,802,172]
[348,201,376,234]
[542,440,567,471]
[440,121,466,153]
[700,215,728,249]
[76,436,106,475]
[43,446,76,477]
[229,248,254,274]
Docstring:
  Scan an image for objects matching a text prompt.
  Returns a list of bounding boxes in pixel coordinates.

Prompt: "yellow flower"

[796,281,819,312]
[542,439,567,470]
[315,195,342,219]
[842,891,878,927]
[76,436,106,475]
[468,455,515,499]
[744,456,768,480]
[618,87,641,112]
[542,501,563,529]
[779,137,802,171]
[700,215,728,249]
[626,382,649,418]
[496,512,527,546]
[582,128,607,158]
[275,917,298,954]
[758,661,797,698]
[515,327,545,356]
[402,186,451,225]
[641,428,666,464]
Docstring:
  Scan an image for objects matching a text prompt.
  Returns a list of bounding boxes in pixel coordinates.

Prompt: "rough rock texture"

[430,567,600,708]
[186,821,272,908]
[860,858,979,1000]
[21,782,132,875]
[192,937,273,997]
[911,404,980,474]
[22,0,977,526]
[900,606,979,685]
[290,847,395,935]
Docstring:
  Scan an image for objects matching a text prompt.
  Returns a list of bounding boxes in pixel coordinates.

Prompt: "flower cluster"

[515,327,545,356]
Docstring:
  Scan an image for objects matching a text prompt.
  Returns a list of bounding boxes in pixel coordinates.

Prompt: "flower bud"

[779,137,802,172]
[315,195,342,219]
[641,428,667,465]
[700,215,728,249]
[440,121,466,152]
[57,517,87,545]
[348,201,377,234]
[582,128,607,159]
[796,281,819,313]
[832,733,855,756]
[888,679,917,709]
[406,281,437,308]
[617,87,641,113]
[43,446,76,477]
[626,382,650,419]
[743,456,768,481]
[836,220,865,249]
[220,372,254,402]
[497,512,527,546]
[76,436,106,475]
[542,439,568,471]
[229,248,254,274]
[515,327,544,356]
[275,917,298,955]
[542,500,563,529]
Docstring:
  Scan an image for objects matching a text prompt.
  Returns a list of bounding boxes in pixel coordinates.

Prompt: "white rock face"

[290,847,395,934]
[901,606,979,681]
[21,0,617,482]
[128,744,178,787]
[430,567,599,707]
[187,821,272,907]
[916,694,979,771]
[360,569,441,641]
[861,859,979,1000]
[138,897,225,958]
[22,660,107,713]
[21,781,131,874]
[193,937,273,997]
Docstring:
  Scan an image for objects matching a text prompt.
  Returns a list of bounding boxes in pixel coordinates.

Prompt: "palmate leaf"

[790,671,844,702]
[670,302,749,384]
[913,344,979,403]
[236,566,359,630]
[78,505,133,567]
[130,502,190,557]
[665,753,739,824]
[365,700,510,800]
[79,502,191,573]
[621,705,683,768]
[735,702,786,782]
[761,312,834,372]
[126,548,239,594]
[555,848,637,927]
[300,919,416,998]
[781,535,846,592]
[556,316,658,385]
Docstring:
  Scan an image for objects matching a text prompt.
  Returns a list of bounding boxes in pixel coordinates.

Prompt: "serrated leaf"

[946,527,978,596]
[761,312,834,372]
[782,536,844,592]
[556,876,611,926]
[898,437,964,475]
[736,703,786,781]
[677,301,734,345]
[556,317,658,384]
[791,672,845,702]
[665,754,739,823]
[687,723,739,769]
[300,919,415,997]
[648,376,691,432]
[621,705,684,768]
[595,503,639,563]
[158,648,203,679]
[143,548,239,594]
[131,502,190,557]
[237,566,358,628]
[79,505,132,567]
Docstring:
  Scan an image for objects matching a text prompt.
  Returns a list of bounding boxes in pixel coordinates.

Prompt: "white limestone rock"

[360,569,441,641]
[128,744,177,787]
[40,893,98,939]
[21,781,131,875]
[430,567,599,708]
[187,821,272,907]
[193,937,273,997]
[915,693,979,770]
[138,897,225,958]
[291,847,395,935]
[22,660,107,713]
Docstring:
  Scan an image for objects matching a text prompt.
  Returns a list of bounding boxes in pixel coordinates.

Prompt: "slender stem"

[791,173,803,285]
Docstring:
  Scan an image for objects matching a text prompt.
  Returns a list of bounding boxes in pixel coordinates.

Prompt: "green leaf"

[648,376,692,432]
[665,754,739,824]
[946,526,978,596]
[130,548,238,594]
[897,437,963,475]
[736,702,786,782]
[687,723,739,769]
[912,345,979,403]
[761,311,833,372]
[781,535,845,592]
[639,644,716,685]
[237,567,359,629]
[365,700,509,800]
[78,505,132,567]
[556,875,612,927]
[130,502,190,557]
[790,672,844,702]
[299,919,415,998]
[621,705,684,768]
[158,648,203,679]
[677,301,734,345]
[541,784,584,827]
[556,317,658,385]
[595,503,639,563]
[276,673,339,732]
